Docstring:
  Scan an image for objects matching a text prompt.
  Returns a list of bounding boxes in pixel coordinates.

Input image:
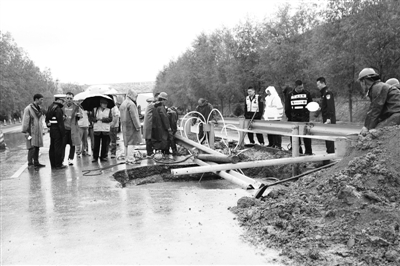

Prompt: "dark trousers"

[49,135,64,167]
[109,127,118,155]
[93,132,110,160]
[28,146,40,165]
[326,140,335,154]
[88,126,94,153]
[247,132,264,145]
[62,130,75,161]
[169,131,177,152]
[267,134,282,148]
[145,139,154,156]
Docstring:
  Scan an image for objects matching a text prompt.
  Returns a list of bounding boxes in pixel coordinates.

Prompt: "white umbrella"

[85,85,119,95]
[73,91,90,101]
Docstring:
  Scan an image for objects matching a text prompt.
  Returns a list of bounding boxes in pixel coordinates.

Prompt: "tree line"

[0,32,85,121]
[154,0,400,121]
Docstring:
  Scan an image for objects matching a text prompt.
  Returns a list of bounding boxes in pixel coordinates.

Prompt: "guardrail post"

[292,123,300,176]
[184,118,191,134]
[209,122,215,149]
[238,117,246,148]
[335,137,349,158]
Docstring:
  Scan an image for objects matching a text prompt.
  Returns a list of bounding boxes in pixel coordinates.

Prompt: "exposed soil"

[230,125,400,265]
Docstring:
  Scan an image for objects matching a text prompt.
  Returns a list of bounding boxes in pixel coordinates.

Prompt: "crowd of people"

[21,68,400,170]
[21,89,179,170]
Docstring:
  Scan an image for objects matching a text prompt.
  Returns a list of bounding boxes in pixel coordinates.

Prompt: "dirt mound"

[230,126,400,266]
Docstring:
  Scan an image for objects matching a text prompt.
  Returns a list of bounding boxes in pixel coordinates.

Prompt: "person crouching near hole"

[263,86,284,149]
[90,98,112,162]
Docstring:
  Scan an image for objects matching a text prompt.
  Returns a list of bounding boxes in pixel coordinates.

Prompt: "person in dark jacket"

[316,77,336,165]
[46,96,67,169]
[143,93,159,158]
[285,80,313,155]
[358,68,400,135]
[193,98,216,144]
[244,87,264,145]
[167,106,179,155]
[152,92,172,154]
[316,77,336,155]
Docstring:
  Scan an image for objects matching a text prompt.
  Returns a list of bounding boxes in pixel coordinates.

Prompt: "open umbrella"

[85,85,119,95]
[81,94,115,111]
[73,91,90,101]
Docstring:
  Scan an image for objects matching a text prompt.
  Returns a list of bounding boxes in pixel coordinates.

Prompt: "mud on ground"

[230,126,400,266]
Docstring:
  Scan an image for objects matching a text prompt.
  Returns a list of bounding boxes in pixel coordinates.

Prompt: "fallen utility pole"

[175,134,263,190]
[171,153,338,176]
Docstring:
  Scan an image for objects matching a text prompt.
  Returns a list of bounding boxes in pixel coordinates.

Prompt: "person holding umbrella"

[90,98,113,162]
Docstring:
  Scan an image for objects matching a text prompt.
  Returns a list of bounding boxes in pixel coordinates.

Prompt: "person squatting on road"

[193,98,217,145]
[46,96,66,169]
[167,106,179,155]
[143,93,160,158]
[315,77,336,165]
[109,103,120,159]
[90,98,112,162]
[285,80,313,155]
[62,92,82,166]
[244,87,265,145]
[263,86,283,149]
[22,93,46,169]
[152,92,172,155]
[119,89,142,164]
[358,68,400,135]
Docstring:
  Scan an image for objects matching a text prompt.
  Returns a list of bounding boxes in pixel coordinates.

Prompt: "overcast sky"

[0,0,301,85]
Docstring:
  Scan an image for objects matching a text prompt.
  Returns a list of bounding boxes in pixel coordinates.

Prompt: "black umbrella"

[80,94,115,111]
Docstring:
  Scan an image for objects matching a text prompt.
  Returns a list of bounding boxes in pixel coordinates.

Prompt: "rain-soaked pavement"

[1,125,283,265]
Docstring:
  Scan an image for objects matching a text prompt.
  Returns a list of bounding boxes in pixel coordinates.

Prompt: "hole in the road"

[113,164,222,188]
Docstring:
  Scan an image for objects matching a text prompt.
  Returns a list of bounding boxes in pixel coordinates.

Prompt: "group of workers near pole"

[21,68,400,170]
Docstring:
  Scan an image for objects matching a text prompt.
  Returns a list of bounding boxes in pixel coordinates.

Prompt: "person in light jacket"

[22,93,46,169]
[263,86,284,149]
[90,98,112,162]
[119,89,142,163]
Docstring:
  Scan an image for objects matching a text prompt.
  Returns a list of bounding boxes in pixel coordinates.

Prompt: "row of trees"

[0,32,85,121]
[154,0,400,121]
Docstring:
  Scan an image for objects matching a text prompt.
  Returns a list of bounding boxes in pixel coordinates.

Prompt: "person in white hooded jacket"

[263,86,284,149]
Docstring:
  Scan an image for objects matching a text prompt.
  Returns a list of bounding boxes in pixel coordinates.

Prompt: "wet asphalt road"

[1,125,283,265]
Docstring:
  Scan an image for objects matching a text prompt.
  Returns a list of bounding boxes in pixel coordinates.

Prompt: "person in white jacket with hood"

[263,86,284,149]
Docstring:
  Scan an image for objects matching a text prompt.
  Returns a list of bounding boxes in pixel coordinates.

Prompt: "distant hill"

[108,82,155,94]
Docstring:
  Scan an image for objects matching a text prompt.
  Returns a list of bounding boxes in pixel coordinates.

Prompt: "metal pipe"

[171,153,338,176]
[193,159,253,189]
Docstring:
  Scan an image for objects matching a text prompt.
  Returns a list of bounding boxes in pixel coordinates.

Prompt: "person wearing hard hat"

[386,78,400,90]
[358,68,400,135]
[263,86,283,149]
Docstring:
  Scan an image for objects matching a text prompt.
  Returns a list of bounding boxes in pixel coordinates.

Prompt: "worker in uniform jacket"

[316,77,336,155]
[244,86,264,145]
[285,80,313,155]
[358,68,400,135]
[46,97,67,169]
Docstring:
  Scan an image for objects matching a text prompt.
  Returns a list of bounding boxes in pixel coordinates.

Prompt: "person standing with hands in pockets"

[244,87,265,146]
[22,94,46,169]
